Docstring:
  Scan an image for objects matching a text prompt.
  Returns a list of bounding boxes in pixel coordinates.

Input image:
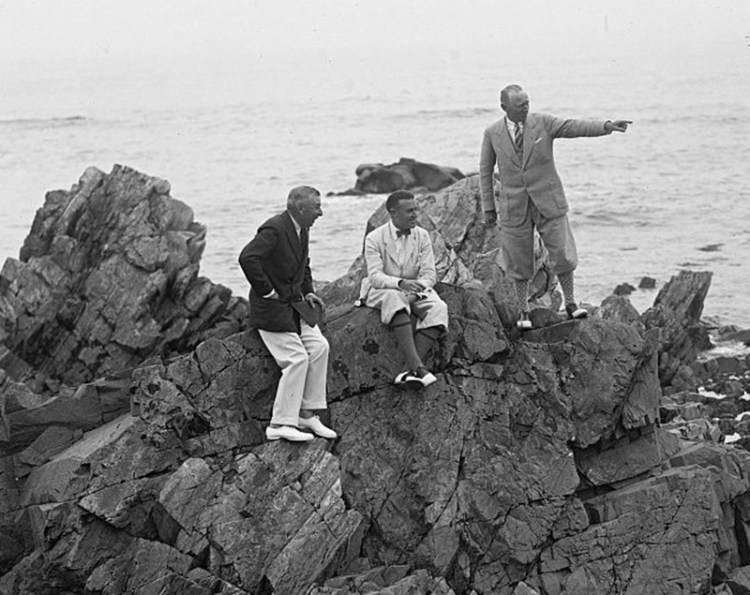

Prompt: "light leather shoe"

[394,371,411,386]
[565,302,588,320]
[265,425,315,442]
[298,415,337,439]
[405,366,437,388]
[516,311,533,330]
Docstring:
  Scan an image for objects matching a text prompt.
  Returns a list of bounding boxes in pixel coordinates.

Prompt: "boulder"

[0,165,247,389]
[642,270,714,387]
[351,157,465,194]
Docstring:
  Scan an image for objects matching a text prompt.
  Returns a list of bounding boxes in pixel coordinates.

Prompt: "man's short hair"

[500,84,524,107]
[386,190,415,212]
[287,186,320,211]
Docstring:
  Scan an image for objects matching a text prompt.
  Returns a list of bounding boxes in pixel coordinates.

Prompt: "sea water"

[1,44,749,327]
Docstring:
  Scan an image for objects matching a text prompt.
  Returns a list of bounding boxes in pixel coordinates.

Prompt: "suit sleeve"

[364,231,401,290]
[416,230,438,289]
[479,130,498,213]
[238,225,278,297]
[543,114,610,139]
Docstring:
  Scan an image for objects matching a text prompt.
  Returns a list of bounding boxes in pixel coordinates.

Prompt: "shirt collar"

[388,221,412,239]
[506,116,524,132]
[288,211,302,235]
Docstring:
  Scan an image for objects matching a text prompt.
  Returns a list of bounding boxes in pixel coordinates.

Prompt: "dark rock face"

[0,165,247,389]
[2,166,750,594]
[642,270,713,387]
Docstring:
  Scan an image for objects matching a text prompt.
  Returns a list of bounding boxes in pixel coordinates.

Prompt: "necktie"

[514,122,523,151]
[396,228,411,238]
[300,227,309,248]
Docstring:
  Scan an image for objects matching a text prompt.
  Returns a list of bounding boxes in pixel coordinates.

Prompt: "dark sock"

[415,326,442,361]
[390,311,422,371]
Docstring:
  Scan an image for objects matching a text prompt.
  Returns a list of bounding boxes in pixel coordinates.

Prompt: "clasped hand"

[399,279,426,293]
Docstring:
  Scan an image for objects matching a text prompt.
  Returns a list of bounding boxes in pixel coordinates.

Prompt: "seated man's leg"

[366,288,435,387]
[415,327,441,360]
[391,310,423,373]
[258,328,315,441]
[412,291,449,360]
[295,321,336,438]
[298,320,329,411]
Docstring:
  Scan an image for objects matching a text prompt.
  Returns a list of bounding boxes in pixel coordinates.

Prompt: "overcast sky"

[1,0,748,76]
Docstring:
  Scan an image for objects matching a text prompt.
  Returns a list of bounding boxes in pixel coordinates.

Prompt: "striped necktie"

[514,122,523,151]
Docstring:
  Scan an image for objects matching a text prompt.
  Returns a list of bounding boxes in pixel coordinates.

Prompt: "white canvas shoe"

[265,425,315,442]
[298,415,338,439]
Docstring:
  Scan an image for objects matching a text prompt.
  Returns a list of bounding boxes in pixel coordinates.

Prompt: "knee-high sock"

[558,271,576,305]
[415,326,442,361]
[390,311,422,371]
[514,279,530,312]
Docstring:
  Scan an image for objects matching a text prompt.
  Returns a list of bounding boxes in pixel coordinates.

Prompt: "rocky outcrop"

[642,270,714,388]
[0,165,247,391]
[332,157,465,195]
[2,165,750,594]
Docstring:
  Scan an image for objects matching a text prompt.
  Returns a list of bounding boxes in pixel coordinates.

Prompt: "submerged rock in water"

[336,157,465,195]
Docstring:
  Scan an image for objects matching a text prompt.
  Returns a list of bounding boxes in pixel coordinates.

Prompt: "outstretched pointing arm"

[605,120,632,133]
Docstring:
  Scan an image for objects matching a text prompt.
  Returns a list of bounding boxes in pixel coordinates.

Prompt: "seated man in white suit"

[358,190,449,388]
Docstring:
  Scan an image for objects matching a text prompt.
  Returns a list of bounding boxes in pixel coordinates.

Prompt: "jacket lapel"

[521,115,539,168]
[382,227,401,268]
[282,212,306,266]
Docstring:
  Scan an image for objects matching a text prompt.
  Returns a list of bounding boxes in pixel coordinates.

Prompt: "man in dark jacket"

[239,186,336,442]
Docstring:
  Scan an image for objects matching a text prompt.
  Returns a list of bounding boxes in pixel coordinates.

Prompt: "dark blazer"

[239,211,313,332]
[480,113,610,226]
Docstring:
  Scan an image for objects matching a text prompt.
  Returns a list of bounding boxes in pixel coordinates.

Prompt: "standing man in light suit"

[239,185,337,442]
[480,84,631,328]
[359,190,449,388]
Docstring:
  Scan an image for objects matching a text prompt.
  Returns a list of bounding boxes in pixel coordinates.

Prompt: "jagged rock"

[351,157,464,194]
[157,443,363,594]
[0,165,246,389]
[325,316,661,591]
[596,294,643,327]
[642,270,714,387]
[314,567,455,595]
[3,165,750,595]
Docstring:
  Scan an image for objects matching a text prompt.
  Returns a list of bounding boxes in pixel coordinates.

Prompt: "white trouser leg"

[258,321,329,426]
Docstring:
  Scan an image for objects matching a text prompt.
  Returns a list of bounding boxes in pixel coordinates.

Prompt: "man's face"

[502,90,529,123]
[296,195,323,228]
[389,198,418,230]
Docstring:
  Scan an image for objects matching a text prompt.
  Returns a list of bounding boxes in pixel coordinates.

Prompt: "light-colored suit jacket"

[358,221,437,301]
[480,113,611,226]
